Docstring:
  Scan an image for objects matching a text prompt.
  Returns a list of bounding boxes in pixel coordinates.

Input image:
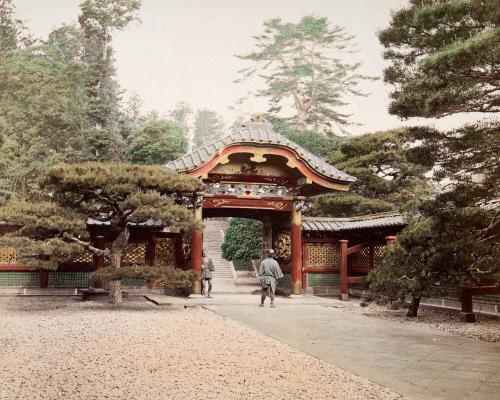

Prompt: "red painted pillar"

[340,239,348,300]
[191,202,203,294]
[94,236,105,289]
[291,206,302,295]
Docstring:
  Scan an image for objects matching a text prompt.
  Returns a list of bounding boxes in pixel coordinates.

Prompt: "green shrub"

[221,218,262,261]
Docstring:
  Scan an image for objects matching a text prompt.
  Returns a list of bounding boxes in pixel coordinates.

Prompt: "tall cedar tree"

[0,163,202,304]
[77,0,141,160]
[313,128,434,217]
[372,0,500,316]
[236,16,374,134]
[193,109,224,147]
[0,1,142,198]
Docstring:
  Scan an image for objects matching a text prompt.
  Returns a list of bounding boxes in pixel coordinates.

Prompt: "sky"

[14,0,478,135]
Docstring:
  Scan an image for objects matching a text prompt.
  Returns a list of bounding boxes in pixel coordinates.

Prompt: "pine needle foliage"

[0,162,202,303]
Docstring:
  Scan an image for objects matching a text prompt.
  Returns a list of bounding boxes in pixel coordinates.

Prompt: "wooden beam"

[347,276,366,284]
[347,241,370,256]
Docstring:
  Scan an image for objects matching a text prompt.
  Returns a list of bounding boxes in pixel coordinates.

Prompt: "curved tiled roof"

[302,212,406,232]
[165,123,355,183]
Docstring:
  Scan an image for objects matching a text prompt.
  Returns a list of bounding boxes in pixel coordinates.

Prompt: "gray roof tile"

[302,212,406,232]
[165,123,355,182]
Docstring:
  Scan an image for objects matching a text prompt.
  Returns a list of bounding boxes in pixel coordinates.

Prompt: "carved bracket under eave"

[249,151,267,163]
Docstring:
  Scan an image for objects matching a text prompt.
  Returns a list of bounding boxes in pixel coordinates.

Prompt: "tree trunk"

[406,295,421,317]
[108,228,130,305]
[109,280,122,304]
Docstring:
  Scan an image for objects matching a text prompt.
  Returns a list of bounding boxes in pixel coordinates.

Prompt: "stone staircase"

[202,219,237,293]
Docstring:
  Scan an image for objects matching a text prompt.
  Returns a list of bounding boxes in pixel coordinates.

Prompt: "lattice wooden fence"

[307,273,340,287]
[0,247,16,264]
[71,250,94,263]
[373,244,385,268]
[306,243,341,267]
[351,247,370,267]
[122,242,146,265]
[154,238,175,267]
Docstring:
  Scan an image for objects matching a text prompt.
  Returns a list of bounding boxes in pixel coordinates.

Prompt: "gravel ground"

[337,298,500,343]
[0,297,406,400]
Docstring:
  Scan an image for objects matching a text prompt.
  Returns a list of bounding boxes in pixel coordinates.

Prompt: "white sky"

[14,0,480,135]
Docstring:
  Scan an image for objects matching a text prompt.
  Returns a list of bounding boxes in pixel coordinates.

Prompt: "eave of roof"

[302,212,407,232]
[165,123,355,183]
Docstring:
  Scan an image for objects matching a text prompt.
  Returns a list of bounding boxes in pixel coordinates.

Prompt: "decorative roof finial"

[250,113,267,123]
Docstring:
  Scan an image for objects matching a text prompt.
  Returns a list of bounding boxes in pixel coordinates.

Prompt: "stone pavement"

[147,294,500,400]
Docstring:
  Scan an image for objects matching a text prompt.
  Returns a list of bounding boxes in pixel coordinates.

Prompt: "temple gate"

[166,119,355,294]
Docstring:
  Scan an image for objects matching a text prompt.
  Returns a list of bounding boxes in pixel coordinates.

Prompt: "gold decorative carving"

[122,242,146,265]
[240,163,258,174]
[250,151,267,163]
[306,243,341,266]
[154,237,175,267]
[274,232,291,261]
[267,201,288,210]
[286,159,298,169]
[218,154,230,165]
[0,247,16,264]
[205,198,232,208]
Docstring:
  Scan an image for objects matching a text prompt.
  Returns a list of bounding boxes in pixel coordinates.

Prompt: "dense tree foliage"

[371,0,500,315]
[221,218,262,261]
[379,0,499,117]
[0,0,33,60]
[313,128,434,217]
[0,0,143,197]
[193,109,224,147]
[128,119,187,165]
[270,118,344,159]
[369,200,499,317]
[0,44,90,195]
[237,15,373,134]
[0,163,201,304]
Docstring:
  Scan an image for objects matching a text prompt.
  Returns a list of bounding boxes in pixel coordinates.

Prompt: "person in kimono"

[200,250,215,297]
[258,249,283,307]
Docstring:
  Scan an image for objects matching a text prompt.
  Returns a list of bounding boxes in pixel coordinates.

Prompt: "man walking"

[201,250,215,297]
[258,249,283,307]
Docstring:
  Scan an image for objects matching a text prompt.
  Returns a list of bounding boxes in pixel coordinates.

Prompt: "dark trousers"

[260,286,274,304]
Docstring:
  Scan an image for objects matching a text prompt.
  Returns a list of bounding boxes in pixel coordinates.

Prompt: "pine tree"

[0,163,201,304]
[370,0,500,316]
[379,0,499,117]
[236,16,374,134]
[313,128,434,217]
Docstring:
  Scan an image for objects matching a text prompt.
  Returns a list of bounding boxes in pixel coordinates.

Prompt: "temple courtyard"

[1,295,499,400]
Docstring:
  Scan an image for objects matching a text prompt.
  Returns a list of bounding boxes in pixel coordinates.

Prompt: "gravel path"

[340,299,500,343]
[0,297,406,400]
